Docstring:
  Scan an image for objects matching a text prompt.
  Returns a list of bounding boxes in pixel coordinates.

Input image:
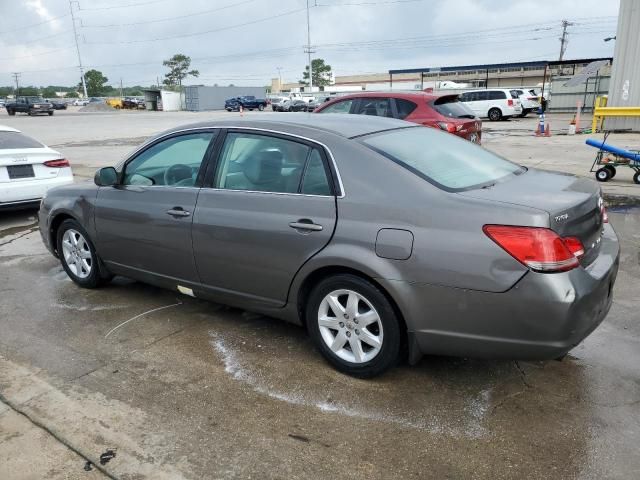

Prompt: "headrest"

[243,149,283,185]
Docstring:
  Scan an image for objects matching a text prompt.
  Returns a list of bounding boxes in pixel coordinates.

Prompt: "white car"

[512,88,541,117]
[457,88,522,121]
[0,125,73,209]
[72,99,89,106]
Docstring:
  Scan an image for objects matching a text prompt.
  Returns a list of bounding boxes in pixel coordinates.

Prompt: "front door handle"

[289,219,323,232]
[166,207,191,218]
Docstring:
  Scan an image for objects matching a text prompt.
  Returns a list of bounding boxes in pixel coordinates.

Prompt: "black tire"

[595,167,611,182]
[633,171,640,185]
[48,111,54,116]
[305,274,402,378]
[519,109,529,118]
[488,108,502,121]
[258,104,264,111]
[56,219,112,289]
[604,165,616,179]
[7,109,15,116]
[226,108,232,112]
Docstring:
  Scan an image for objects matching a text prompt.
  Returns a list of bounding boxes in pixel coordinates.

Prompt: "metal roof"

[389,58,613,75]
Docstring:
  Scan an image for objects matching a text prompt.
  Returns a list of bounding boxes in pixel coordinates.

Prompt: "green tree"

[300,58,333,87]
[41,86,58,98]
[83,69,109,97]
[20,86,40,96]
[162,53,199,88]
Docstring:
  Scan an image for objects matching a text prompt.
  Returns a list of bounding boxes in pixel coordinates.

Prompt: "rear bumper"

[381,223,620,361]
[0,175,74,207]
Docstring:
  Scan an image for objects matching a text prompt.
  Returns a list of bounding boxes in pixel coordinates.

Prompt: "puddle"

[210,331,492,438]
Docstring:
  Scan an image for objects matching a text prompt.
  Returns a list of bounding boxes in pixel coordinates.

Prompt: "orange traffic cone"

[544,122,551,137]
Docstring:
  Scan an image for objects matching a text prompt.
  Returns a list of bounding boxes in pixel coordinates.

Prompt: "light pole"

[69,1,88,98]
[276,67,283,92]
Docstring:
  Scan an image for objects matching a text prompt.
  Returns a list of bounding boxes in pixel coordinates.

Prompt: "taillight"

[437,122,456,133]
[44,159,70,168]
[483,225,583,273]
[600,203,609,223]
[507,99,514,107]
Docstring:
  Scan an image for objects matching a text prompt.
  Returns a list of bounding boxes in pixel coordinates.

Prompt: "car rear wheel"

[57,219,112,288]
[258,104,264,111]
[306,274,401,378]
[519,109,529,117]
[48,111,54,116]
[488,108,502,121]
[595,167,611,182]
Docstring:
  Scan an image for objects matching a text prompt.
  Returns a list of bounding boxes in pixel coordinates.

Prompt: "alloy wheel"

[61,229,93,279]
[317,289,383,363]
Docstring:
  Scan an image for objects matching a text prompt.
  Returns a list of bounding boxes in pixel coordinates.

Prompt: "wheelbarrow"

[586,132,640,184]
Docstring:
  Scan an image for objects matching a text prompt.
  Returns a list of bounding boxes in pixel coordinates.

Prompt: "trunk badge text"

[555,213,569,222]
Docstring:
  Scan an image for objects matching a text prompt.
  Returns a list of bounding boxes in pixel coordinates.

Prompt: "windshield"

[361,127,525,192]
[26,96,45,103]
[432,97,476,119]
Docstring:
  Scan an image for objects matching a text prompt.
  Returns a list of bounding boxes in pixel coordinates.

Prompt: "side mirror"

[94,167,118,187]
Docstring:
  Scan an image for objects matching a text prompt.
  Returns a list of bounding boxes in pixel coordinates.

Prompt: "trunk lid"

[0,148,65,183]
[459,168,604,266]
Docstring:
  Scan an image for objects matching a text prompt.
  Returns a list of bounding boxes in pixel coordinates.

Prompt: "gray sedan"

[38,114,619,377]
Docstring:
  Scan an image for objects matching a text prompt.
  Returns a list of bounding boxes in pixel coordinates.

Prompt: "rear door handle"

[289,220,323,232]
[166,207,191,217]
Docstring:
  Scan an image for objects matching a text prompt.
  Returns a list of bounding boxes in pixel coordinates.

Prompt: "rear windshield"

[361,127,524,192]
[0,131,43,149]
[432,97,475,119]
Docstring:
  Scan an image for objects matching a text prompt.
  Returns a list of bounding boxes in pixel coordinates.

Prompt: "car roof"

[160,113,414,140]
[0,125,20,133]
[324,91,439,102]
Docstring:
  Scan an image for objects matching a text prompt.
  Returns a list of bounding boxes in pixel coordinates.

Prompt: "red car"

[314,92,482,143]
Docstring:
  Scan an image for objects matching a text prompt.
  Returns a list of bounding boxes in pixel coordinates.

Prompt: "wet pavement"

[0,205,639,479]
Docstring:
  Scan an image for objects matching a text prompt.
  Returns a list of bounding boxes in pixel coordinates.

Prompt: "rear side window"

[301,149,332,195]
[431,97,475,118]
[361,127,524,192]
[488,91,507,100]
[355,98,393,118]
[0,131,43,149]
[395,99,417,119]
[319,99,353,114]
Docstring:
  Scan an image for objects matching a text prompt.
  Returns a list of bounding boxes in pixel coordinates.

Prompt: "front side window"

[215,133,313,194]
[362,127,524,192]
[355,98,393,117]
[319,99,353,114]
[123,132,214,187]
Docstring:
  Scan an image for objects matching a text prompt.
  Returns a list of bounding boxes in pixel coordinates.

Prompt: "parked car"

[275,99,292,112]
[289,99,310,112]
[123,97,145,109]
[315,92,482,143]
[271,97,290,111]
[225,95,268,112]
[38,115,618,377]
[0,125,73,209]
[49,100,68,110]
[5,96,54,116]
[512,89,541,117]
[72,99,89,106]
[457,89,522,121]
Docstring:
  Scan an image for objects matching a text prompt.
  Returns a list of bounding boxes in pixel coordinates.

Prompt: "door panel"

[94,131,215,283]
[192,130,337,307]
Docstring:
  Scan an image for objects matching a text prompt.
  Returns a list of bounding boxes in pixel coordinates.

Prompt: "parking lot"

[1,108,640,479]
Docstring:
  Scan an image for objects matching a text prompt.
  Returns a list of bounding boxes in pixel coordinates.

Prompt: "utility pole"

[276,67,283,92]
[120,78,123,98]
[69,0,88,98]
[558,19,574,61]
[304,0,315,91]
[12,72,21,96]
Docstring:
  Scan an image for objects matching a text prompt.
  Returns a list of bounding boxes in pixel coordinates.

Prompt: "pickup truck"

[5,96,54,116]
[224,95,268,112]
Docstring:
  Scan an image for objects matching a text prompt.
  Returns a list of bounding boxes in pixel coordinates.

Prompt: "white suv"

[458,89,522,121]
[512,88,541,117]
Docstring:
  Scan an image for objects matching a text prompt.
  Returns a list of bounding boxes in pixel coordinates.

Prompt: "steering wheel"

[164,164,193,186]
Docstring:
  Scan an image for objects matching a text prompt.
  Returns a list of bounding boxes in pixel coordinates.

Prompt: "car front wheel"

[57,219,111,288]
[306,274,401,378]
[258,104,264,111]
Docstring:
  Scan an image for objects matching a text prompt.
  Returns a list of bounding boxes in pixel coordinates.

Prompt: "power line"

[81,0,255,28]
[84,7,307,45]
[0,13,70,35]
[78,0,171,11]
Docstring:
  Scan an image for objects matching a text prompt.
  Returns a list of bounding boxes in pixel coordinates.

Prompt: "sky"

[0,0,620,88]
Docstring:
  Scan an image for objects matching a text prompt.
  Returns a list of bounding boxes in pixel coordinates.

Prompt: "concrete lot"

[1,108,639,479]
